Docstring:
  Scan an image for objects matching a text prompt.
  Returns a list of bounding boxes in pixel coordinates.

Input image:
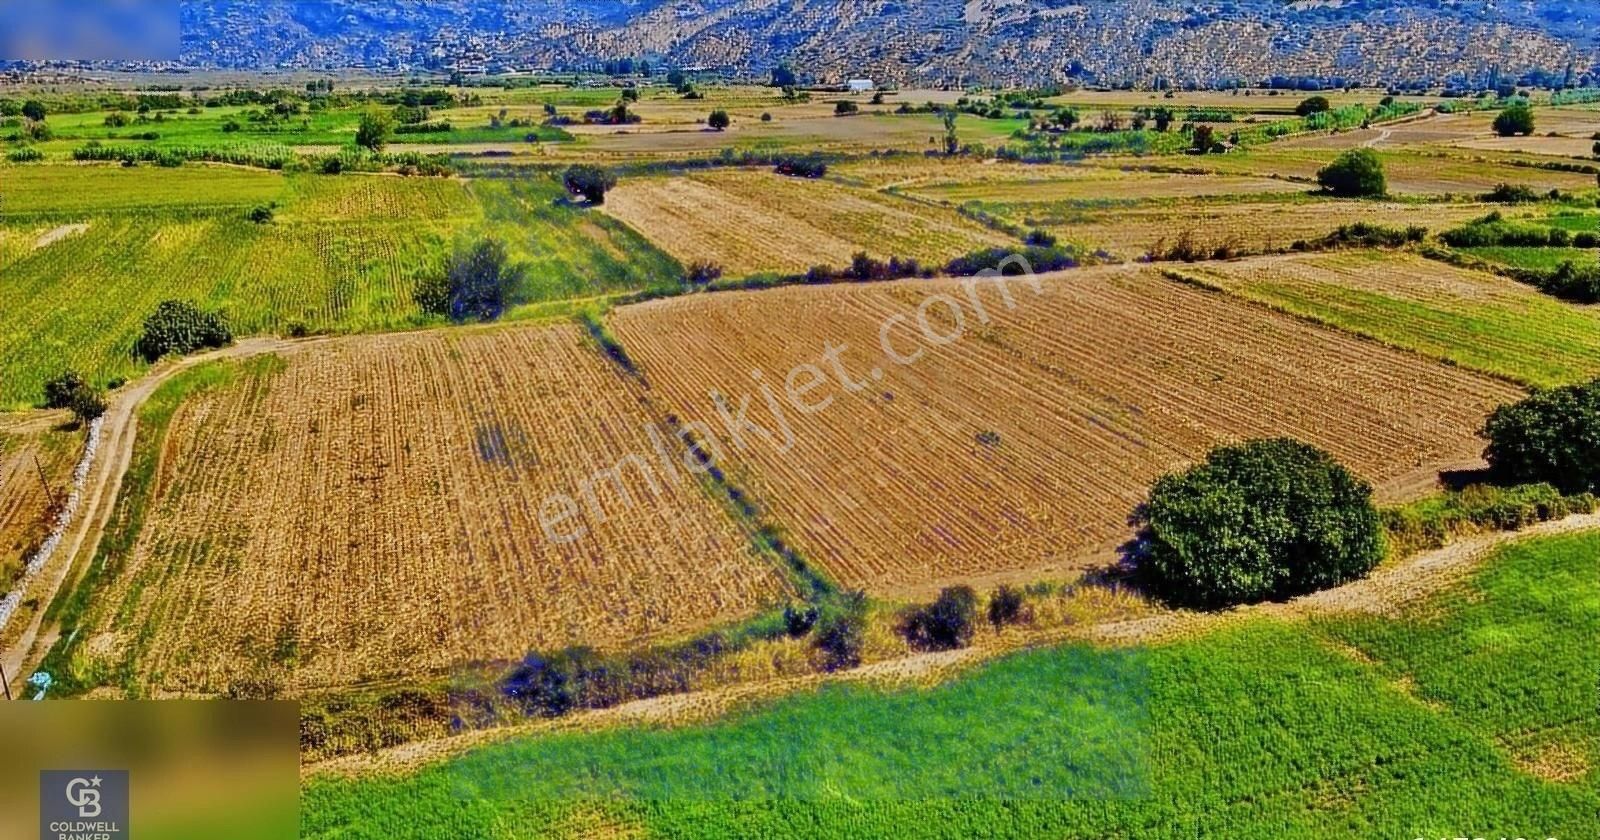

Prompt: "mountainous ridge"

[174,1,1600,87]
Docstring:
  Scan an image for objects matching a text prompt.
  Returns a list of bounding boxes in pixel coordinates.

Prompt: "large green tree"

[1132,439,1384,609]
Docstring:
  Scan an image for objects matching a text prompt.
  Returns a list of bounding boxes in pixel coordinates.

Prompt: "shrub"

[1316,149,1386,197]
[774,154,827,178]
[707,110,731,131]
[1131,438,1384,609]
[1483,379,1600,493]
[945,245,1077,276]
[1493,103,1535,137]
[355,110,394,151]
[562,164,617,204]
[813,592,867,671]
[684,260,723,286]
[988,585,1025,627]
[43,370,90,410]
[1024,229,1058,247]
[6,147,42,163]
[319,156,344,175]
[783,602,819,637]
[834,100,859,116]
[247,204,274,224]
[1295,95,1331,117]
[67,386,107,425]
[902,586,978,650]
[134,300,232,362]
[103,111,130,127]
[415,238,526,322]
[1482,183,1541,203]
[1382,483,1598,558]
[21,99,45,122]
[761,112,773,122]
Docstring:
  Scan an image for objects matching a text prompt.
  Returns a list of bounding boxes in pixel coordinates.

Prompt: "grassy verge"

[303,530,1600,838]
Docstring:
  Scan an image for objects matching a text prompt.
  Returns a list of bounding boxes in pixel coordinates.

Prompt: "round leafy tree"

[1492,103,1535,137]
[1483,379,1600,494]
[1132,439,1384,609]
[1295,95,1331,117]
[1316,149,1387,197]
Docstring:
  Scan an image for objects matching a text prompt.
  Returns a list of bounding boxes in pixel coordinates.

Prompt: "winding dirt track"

[0,337,313,689]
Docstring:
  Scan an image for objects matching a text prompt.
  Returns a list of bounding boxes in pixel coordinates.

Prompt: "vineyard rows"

[609,267,1520,592]
[83,327,789,693]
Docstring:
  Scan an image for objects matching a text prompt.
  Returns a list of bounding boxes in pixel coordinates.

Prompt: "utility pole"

[33,452,56,508]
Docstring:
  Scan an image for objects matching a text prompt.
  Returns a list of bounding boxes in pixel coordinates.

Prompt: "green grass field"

[1460,245,1600,271]
[301,530,1600,838]
[0,163,679,408]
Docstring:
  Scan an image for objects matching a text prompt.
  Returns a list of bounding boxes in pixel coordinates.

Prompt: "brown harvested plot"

[905,172,1297,204]
[1025,199,1494,259]
[86,325,791,694]
[0,418,82,597]
[608,267,1519,594]
[602,169,1011,276]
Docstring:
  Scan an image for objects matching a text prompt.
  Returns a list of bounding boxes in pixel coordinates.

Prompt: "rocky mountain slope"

[179,1,1600,87]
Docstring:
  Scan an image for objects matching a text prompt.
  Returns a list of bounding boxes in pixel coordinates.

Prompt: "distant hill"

[178,0,1600,88]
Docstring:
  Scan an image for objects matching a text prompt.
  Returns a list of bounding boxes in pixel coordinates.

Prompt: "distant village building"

[846,78,875,93]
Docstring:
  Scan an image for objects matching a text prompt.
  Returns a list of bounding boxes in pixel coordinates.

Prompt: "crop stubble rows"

[86,325,790,693]
[609,268,1521,592]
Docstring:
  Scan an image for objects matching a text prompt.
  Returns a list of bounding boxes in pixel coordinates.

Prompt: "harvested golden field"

[608,266,1520,594]
[602,169,1012,275]
[83,326,791,694]
[1024,199,1493,258]
[1174,250,1600,388]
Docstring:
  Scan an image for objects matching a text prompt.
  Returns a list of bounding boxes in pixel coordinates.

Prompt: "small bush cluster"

[1441,212,1581,248]
[774,154,828,178]
[134,300,232,363]
[1297,222,1427,251]
[1481,183,1543,204]
[901,586,978,651]
[804,252,932,284]
[1383,483,1597,558]
[562,164,617,204]
[945,244,1078,276]
[414,238,526,322]
[6,146,43,163]
[42,370,106,424]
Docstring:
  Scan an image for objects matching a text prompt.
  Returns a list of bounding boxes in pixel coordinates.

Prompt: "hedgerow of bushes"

[134,300,232,362]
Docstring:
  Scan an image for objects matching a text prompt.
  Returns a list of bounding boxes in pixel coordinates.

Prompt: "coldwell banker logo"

[40,770,128,840]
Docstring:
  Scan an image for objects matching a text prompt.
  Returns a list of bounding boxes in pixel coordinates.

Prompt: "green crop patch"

[302,531,1600,838]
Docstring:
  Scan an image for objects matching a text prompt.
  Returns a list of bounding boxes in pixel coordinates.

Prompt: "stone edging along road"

[0,337,314,689]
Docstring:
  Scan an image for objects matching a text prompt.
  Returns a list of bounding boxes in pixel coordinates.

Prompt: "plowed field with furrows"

[85,326,791,694]
[608,266,1521,592]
